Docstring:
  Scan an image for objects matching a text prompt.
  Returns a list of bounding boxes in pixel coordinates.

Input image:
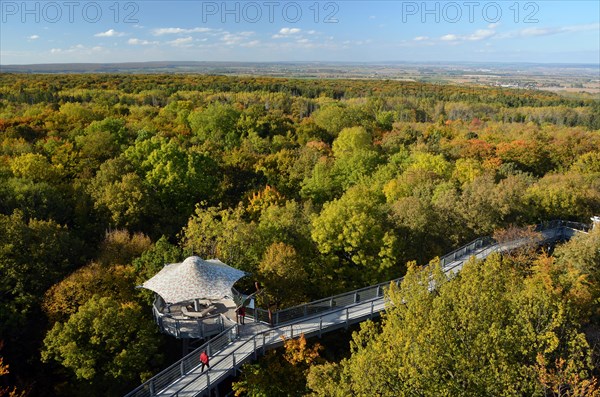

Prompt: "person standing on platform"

[238,306,246,325]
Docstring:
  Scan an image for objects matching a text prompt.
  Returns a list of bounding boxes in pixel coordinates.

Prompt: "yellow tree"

[307,253,598,396]
[233,334,322,397]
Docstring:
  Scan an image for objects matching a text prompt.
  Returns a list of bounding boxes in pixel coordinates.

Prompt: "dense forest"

[0,73,599,396]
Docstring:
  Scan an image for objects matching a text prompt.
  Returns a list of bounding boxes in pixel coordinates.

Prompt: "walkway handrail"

[170,294,388,396]
[260,220,589,327]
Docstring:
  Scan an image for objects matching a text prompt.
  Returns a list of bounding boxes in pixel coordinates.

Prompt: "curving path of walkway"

[125,221,589,397]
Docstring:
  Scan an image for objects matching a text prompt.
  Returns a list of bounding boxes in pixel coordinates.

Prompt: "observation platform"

[152,296,240,339]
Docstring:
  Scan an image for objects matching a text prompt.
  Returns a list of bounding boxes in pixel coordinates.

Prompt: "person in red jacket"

[200,350,209,372]
[237,306,246,324]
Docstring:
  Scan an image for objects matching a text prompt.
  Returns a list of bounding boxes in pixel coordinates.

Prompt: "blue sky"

[1,1,599,64]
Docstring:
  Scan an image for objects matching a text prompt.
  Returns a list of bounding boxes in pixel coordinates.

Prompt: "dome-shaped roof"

[141,256,246,304]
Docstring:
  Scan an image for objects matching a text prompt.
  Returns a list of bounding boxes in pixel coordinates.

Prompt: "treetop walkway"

[125,220,591,397]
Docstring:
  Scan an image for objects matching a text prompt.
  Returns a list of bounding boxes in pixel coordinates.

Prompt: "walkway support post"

[149,380,155,397]
[345,308,349,329]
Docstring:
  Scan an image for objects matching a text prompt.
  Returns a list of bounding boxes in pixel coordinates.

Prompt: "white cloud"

[153,27,213,36]
[50,44,107,55]
[440,28,496,43]
[220,31,256,46]
[441,34,458,41]
[281,27,301,35]
[167,36,193,47]
[241,40,261,48]
[467,29,495,41]
[128,38,158,46]
[94,29,125,37]
[497,22,600,39]
[272,28,302,39]
[414,36,429,41]
[519,28,549,37]
[565,22,600,32]
[28,35,40,40]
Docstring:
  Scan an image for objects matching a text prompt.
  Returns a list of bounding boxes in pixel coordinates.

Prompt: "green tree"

[0,210,84,393]
[312,104,370,138]
[331,126,372,158]
[257,200,315,259]
[41,296,163,396]
[0,210,83,335]
[300,156,341,206]
[87,157,150,230]
[9,152,57,182]
[330,127,382,190]
[124,136,219,230]
[311,185,398,287]
[553,226,600,309]
[188,102,241,148]
[180,204,261,273]
[257,242,309,308]
[132,236,183,303]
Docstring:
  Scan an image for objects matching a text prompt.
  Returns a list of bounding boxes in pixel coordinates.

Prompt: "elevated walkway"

[125,220,590,397]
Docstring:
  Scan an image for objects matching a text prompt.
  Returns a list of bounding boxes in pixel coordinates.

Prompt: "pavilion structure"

[140,256,247,339]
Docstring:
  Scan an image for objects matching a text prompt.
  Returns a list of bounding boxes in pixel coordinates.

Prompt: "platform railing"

[170,297,387,396]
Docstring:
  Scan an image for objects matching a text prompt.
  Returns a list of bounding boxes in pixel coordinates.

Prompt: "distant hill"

[2,61,598,94]
[0,61,280,74]
[1,60,597,74]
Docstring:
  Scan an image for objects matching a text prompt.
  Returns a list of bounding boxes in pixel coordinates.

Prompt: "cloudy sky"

[1,1,599,64]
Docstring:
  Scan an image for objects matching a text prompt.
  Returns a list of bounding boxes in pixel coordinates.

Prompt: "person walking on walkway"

[200,350,210,372]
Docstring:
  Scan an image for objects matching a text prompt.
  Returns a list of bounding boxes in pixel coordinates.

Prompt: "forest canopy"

[0,73,599,396]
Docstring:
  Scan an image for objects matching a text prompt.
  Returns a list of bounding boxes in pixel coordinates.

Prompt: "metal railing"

[152,298,229,339]
[249,220,589,327]
[127,220,590,397]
